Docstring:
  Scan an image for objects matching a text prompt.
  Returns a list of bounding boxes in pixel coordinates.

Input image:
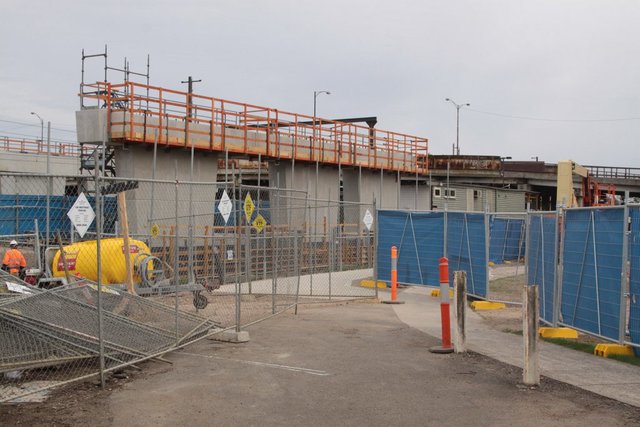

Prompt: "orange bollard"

[382,245,405,305]
[391,246,398,301]
[430,257,454,353]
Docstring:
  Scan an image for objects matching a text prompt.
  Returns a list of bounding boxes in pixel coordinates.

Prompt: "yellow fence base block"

[539,327,578,339]
[594,344,635,358]
[470,301,506,311]
[430,289,454,298]
[360,280,387,289]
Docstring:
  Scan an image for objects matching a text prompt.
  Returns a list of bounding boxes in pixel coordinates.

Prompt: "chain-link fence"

[0,172,377,402]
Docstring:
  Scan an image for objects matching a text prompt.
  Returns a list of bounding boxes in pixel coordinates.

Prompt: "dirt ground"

[2,301,639,426]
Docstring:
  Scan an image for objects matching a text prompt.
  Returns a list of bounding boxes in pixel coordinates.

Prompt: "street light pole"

[312,90,330,167]
[30,111,44,154]
[313,90,331,122]
[444,98,470,156]
[500,156,512,188]
[312,90,330,288]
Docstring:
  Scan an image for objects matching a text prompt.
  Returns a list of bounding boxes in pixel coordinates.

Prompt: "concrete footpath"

[389,286,640,408]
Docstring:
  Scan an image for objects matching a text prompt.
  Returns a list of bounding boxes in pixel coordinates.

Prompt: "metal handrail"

[584,165,640,180]
[0,136,84,157]
[80,81,429,174]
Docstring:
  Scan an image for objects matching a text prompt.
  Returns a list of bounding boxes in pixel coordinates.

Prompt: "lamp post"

[30,111,44,154]
[500,156,512,188]
[312,90,330,161]
[312,90,330,289]
[313,90,331,123]
[31,111,51,257]
[444,98,470,156]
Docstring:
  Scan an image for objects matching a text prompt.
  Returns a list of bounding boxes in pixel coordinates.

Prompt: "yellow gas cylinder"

[52,238,153,285]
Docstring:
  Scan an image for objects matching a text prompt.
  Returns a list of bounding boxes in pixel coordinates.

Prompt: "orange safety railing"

[80,81,429,174]
[0,136,84,157]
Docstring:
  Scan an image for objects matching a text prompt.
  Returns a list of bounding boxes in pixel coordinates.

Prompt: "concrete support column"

[268,160,340,229]
[114,144,219,236]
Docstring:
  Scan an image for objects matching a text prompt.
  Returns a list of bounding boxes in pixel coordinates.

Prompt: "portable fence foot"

[208,330,250,343]
[429,346,454,354]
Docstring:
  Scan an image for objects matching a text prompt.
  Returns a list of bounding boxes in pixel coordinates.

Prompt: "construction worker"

[2,240,27,277]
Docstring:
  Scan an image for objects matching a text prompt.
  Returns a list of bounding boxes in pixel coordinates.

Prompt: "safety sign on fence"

[363,209,374,231]
[253,214,267,232]
[67,192,95,238]
[244,193,255,222]
[217,190,232,224]
[150,223,160,238]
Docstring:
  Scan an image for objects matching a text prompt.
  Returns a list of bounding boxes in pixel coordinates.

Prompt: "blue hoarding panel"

[561,208,624,340]
[377,210,443,286]
[527,214,557,323]
[447,212,487,297]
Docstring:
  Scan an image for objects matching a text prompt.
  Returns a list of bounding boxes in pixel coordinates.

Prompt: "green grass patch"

[608,353,640,366]
[502,331,640,366]
[542,337,595,354]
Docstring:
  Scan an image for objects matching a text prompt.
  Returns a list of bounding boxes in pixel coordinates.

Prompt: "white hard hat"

[9,240,17,246]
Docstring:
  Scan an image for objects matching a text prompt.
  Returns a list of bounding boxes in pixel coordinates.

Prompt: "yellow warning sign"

[252,214,267,233]
[150,223,160,238]
[244,193,255,222]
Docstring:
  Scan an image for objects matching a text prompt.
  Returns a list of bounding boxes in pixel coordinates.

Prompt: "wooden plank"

[117,192,136,294]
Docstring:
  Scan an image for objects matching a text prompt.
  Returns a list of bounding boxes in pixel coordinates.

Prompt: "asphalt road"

[106,301,639,426]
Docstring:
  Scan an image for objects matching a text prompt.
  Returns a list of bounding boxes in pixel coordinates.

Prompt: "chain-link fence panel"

[1,173,379,403]
[0,173,107,278]
[323,201,376,299]
[487,213,527,304]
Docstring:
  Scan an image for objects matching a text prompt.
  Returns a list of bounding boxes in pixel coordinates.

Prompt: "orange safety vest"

[2,248,26,274]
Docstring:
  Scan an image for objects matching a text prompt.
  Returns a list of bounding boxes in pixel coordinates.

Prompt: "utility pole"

[181,76,202,285]
[181,76,202,119]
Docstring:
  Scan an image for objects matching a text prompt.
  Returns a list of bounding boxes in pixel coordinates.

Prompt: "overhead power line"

[467,107,640,123]
[0,129,78,144]
[0,118,78,134]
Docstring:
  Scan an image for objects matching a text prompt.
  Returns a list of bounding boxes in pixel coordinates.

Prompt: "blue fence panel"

[446,212,487,297]
[489,217,525,263]
[411,212,445,286]
[628,207,640,354]
[377,210,443,286]
[560,208,624,340]
[527,213,557,323]
[0,194,115,236]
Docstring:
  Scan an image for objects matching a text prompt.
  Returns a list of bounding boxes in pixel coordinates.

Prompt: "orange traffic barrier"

[382,245,405,305]
[391,246,398,301]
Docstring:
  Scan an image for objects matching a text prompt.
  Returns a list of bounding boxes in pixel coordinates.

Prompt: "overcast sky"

[1,0,639,166]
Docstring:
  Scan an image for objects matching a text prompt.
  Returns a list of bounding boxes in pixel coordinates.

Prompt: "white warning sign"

[67,192,95,238]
